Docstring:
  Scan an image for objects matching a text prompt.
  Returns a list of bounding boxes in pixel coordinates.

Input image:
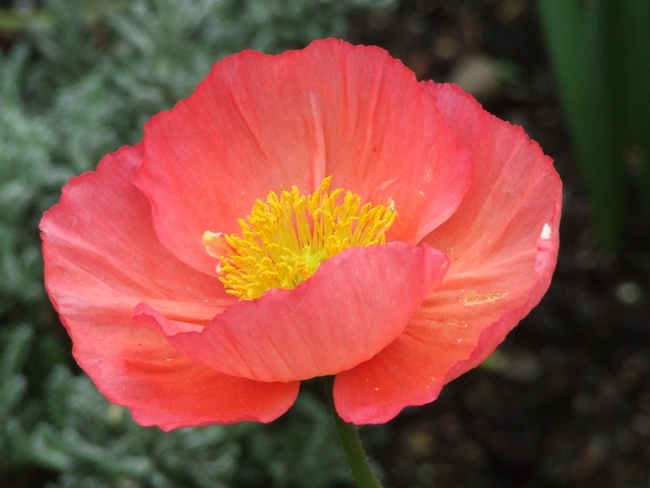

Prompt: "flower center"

[203,176,397,300]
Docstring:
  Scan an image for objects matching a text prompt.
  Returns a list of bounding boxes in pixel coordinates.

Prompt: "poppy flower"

[41,38,561,431]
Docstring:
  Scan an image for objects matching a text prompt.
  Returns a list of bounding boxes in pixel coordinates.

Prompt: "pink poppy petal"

[423,82,561,280]
[332,319,449,424]
[334,83,561,424]
[66,317,299,429]
[41,145,231,315]
[135,242,449,382]
[134,39,471,274]
[40,146,292,428]
[333,280,534,424]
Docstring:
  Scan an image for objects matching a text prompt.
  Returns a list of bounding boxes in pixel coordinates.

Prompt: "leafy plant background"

[3,1,650,488]
[0,1,393,487]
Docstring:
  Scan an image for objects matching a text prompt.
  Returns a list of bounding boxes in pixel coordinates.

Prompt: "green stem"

[322,377,384,488]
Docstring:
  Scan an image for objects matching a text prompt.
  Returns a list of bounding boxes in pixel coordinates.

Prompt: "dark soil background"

[2,1,648,487]
[350,1,650,487]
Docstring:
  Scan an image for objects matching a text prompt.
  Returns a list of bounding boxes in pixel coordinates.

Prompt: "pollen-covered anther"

[202,176,397,300]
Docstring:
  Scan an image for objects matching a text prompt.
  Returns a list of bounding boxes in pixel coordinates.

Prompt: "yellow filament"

[202,177,397,300]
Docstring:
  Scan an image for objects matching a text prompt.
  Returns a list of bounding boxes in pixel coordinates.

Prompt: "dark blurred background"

[1,1,649,487]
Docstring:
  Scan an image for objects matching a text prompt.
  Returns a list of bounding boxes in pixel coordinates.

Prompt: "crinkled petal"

[334,83,562,424]
[134,38,471,274]
[41,145,230,314]
[41,145,297,428]
[135,242,449,382]
[67,319,299,429]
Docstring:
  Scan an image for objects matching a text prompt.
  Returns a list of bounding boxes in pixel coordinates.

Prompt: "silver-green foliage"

[0,325,350,488]
[1,0,394,318]
[1,0,395,486]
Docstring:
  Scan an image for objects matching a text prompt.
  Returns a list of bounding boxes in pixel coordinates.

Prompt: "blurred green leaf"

[537,0,625,250]
[538,0,650,249]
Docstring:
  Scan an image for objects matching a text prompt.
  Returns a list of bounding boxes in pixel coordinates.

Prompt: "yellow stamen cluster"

[202,176,397,300]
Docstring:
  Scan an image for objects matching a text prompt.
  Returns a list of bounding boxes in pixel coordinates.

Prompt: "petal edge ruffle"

[333,82,561,424]
[134,39,472,275]
[41,145,295,429]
